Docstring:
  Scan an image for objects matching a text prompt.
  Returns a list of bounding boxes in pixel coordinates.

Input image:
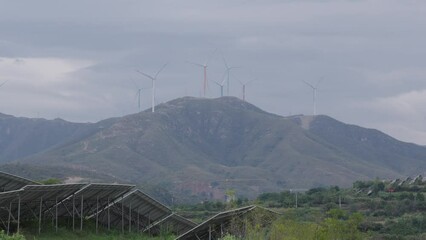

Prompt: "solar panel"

[0,171,40,192]
[18,184,86,221]
[176,205,257,240]
[54,183,134,218]
[148,213,196,236]
[93,189,195,236]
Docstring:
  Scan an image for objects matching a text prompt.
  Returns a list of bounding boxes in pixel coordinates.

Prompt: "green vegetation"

[253,179,426,239]
[0,230,25,240]
[2,219,175,240]
[23,230,173,240]
[176,178,426,239]
[214,208,364,240]
[17,222,175,240]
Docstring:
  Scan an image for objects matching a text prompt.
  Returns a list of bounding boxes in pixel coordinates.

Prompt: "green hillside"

[2,97,426,203]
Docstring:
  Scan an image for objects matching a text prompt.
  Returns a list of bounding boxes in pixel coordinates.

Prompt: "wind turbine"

[222,56,238,96]
[134,87,147,111]
[238,79,255,101]
[136,63,167,113]
[213,77,226,97]
[187,49,217,97]
[131,79,147,111]
[303,78,322,115]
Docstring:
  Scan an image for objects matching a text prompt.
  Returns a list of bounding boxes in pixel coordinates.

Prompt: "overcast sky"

[0,0,426,145]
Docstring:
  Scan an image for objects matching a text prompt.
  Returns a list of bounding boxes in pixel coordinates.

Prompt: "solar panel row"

[0,171,195,237]
[175,205,280,240]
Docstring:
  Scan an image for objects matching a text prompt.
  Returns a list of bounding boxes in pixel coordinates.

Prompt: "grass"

[18,221,175,240]
[23,230,174,240]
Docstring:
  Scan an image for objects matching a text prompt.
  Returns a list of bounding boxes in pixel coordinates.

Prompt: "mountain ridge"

[1,97,425,202]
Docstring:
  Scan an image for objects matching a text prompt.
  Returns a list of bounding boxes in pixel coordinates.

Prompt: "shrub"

[0,230,25,240]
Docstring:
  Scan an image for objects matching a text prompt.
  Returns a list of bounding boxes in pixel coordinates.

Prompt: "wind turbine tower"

[303,79,322,115]
[222,56,238,96]
[238,79,254,101]
[136,63,167,113]
[187,49,217,97]
[135,88,144,111]
[131,79,146,111]
[213,78,226,97]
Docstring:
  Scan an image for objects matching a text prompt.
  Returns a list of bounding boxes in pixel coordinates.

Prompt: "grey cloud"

[0,0,426,144]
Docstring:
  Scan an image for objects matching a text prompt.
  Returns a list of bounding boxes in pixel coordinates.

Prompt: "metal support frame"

[80,195,84,231]
[221,223,224,238]
[0,218,6,230]
[128,202,132,233]
[143,213,174,233]
[96,196,99,234]
[7,201,11,235]
[43,202,55,218]
[148,214,151,235]
[39,197,43,234]
[72,195,75,231]
[55,197,58,232]
[25,203,39,219]
[121,202,124,234]
[107,198,110,231]
[60,201,73,217]
[17,196,21,234]
[137,207,140,233]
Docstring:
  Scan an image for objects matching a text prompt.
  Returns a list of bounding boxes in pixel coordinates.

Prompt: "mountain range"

[1,97,426,203]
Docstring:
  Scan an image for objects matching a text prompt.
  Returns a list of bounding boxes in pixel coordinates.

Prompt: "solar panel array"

[0,171,195,236]
[0,170,275,239]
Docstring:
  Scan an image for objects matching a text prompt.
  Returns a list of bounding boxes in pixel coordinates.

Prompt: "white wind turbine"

[187,49,217,97]
[222,56,238,96]
[303,78,323,115]
[136,63,168,113]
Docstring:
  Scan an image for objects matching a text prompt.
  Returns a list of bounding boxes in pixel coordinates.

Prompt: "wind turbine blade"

[0,80,8,88]
[186,61,204,67]
[316,77,324,88]
[205,48,217,65]
[302,80,315,89]
[212,80,222,87]
[221,54,229,69]
[134,90,140,100]
[220,71,227,85]
[136,70,154,80]
[246,79,255,85]
[154,63,168,79]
